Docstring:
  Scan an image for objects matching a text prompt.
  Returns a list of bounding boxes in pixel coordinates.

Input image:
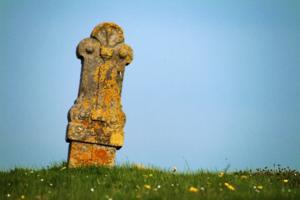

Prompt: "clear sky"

[0,0,299,171]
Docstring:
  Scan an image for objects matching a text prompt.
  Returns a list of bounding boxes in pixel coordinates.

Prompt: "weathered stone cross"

[66,22,133,168]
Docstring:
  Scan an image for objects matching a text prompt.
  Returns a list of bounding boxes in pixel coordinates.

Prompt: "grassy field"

[0,163,299,200]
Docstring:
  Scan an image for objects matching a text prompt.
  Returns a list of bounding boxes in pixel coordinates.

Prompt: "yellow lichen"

[91,22,124,38]
[100,47,114,59]
[81,99,91,109]
[91,22,124,47]
[110,132,124,146]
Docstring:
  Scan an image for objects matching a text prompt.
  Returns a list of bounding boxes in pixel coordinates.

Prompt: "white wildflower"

[171,166,177,172]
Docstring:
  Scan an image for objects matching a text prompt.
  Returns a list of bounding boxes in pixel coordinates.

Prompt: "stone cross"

[66,22,133,167]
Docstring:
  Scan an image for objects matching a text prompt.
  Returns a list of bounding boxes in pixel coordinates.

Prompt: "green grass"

[1,163,299,200]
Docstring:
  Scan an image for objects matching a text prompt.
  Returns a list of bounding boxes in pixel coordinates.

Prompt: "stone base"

[67,141,116,168]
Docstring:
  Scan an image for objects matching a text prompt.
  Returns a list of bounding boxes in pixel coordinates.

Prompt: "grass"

[0,163,299,200]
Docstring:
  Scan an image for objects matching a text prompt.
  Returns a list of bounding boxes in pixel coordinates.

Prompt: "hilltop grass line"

[0,163,299,200]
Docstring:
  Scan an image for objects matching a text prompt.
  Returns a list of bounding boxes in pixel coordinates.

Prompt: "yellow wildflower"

[224,182,235,191]
[218,172,224,177]
[188,186,199,193]
[240,175,248,179]
[135,164,145,170]
[144,184,151,189]
[21,195,25,199]
[283,179,288,183]
[257,185,263,190]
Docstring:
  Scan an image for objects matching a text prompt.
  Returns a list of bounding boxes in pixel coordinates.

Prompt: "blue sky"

[0,0,299,170]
